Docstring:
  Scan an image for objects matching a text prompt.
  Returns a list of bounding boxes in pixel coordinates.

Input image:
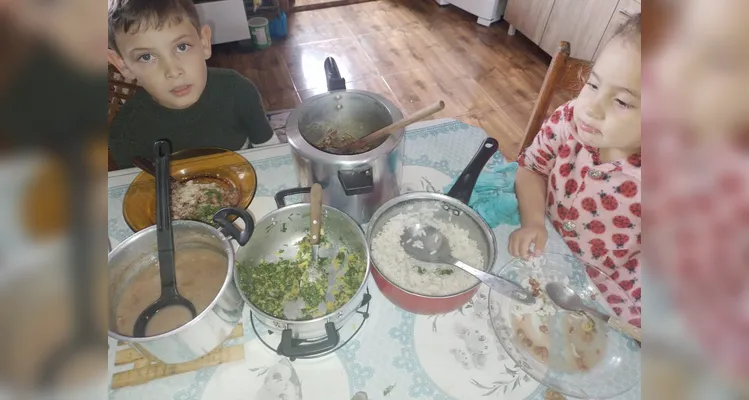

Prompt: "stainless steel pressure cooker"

[285,57,405,224]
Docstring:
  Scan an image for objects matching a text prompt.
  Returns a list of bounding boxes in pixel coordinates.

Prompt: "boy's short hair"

[613,12,642,43]
[108,0,202,54]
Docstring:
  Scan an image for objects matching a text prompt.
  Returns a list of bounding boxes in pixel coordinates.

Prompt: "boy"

[107,0,275,168]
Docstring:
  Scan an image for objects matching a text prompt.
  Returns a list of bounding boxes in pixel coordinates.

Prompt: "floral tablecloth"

[107,119,641,400]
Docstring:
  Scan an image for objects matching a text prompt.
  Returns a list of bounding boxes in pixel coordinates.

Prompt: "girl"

[508,14,642,326]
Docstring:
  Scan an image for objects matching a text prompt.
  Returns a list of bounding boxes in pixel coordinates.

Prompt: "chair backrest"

[108,63,140,171]
[519,41,593,156]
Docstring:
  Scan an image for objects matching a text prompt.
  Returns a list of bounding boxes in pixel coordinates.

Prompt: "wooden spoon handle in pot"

[309,183,323,245]
[340,101,445,152]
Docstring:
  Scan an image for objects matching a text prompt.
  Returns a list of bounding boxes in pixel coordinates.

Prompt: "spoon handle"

[607,317,642,342]
[309,183,323,246]
[154,140,178,296]
[453,260,536,305]
[132,155,176,182]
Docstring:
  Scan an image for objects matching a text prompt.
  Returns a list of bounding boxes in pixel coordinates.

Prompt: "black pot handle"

[213,207,254,246]
[277,322,340,360]
[446,137,499,204]
[324,57,346,91]
[274,187,312,208]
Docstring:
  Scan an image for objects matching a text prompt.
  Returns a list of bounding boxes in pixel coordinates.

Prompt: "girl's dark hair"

[613,12,642,43]
[108,0,201,53]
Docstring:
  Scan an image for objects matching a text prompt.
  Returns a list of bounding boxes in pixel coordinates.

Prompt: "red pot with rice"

[366,138,501,315]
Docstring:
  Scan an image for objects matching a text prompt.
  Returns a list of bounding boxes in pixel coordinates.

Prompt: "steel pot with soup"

[108,208,253,364]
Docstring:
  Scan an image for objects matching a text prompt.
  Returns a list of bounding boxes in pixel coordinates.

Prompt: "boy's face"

[108,18,212,110]
[574,38,642,153]
[655,0,749,140]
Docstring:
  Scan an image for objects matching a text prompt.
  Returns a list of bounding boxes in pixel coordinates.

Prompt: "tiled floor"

[210,0,572,158]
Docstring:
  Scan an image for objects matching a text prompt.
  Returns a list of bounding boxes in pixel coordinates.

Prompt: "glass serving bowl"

[489,253,641,399]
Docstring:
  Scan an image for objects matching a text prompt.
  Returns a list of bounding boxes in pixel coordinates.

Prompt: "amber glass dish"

[122,147,257,232]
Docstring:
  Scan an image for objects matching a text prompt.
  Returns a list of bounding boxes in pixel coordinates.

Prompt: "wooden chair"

[519,41,593,155]
[108,63,140,171]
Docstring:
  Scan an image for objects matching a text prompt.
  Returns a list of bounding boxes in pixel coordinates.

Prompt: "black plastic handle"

[153,139,178,295]
[338,168,374,196]
[213,207,255,246]
[276,322,340,360]
[324,57,346,91]
[274,186,312,208]
[446,137,499,204]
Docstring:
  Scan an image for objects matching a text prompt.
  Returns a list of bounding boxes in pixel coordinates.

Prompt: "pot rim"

[107,220,237,342]
[366,191,496,300]
[234,203,372,327]
[286,89,405,161]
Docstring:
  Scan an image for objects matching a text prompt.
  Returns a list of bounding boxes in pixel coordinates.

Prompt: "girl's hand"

[508,224,548,260]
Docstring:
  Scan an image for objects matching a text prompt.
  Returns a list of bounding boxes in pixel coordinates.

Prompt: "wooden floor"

[210,0,572,158]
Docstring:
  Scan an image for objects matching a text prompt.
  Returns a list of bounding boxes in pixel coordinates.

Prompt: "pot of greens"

[233,186,370,359]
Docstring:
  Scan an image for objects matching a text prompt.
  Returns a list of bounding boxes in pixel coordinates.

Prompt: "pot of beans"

[367,137,514,315]
[233,187,370,360]
[107,207,254,364]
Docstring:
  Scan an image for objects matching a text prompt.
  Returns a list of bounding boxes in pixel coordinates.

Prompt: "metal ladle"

[400,224,536,305]
[545,282,642,342]
[133,140,197,338]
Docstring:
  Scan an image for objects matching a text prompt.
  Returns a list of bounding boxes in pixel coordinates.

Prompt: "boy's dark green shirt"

[109,68,273,168]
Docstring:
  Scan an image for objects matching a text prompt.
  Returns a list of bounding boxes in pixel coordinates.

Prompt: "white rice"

[371,202,484,296]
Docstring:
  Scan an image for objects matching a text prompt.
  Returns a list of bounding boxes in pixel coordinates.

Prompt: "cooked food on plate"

[170,180,239,224]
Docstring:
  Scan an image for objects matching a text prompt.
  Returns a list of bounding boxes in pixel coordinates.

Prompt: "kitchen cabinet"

[434,0,508,27]
[194,0,251,44]
[504,0,554,43]
[539,0,618,60]
[505,0,639,62]
[593,0,642,60]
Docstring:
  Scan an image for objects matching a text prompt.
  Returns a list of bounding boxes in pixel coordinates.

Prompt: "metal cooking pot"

[285,57,405,225]
[234,188,371,360]
[108,208,253,364]
[367,138,527,315]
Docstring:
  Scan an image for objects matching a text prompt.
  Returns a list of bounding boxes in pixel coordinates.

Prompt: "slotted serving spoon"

[401,224,536,305]
[133,140,197,337]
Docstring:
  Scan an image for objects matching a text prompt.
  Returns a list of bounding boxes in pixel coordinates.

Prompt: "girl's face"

[574,37,642,155]
[655,0,749,140]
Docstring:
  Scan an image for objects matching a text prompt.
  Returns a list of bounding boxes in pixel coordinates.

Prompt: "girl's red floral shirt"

[518,101,642,327]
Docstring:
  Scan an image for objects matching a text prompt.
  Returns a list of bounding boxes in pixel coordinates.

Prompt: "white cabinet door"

[539,0,619,61]
[504,0,555,44]
[195,0,251,45]
[593,0,642,60]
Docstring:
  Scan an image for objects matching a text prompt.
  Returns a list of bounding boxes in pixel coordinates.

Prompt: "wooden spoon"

[338,100,445,153]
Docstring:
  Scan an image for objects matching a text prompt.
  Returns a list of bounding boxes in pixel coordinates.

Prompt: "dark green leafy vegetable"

[236,233,366,321]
